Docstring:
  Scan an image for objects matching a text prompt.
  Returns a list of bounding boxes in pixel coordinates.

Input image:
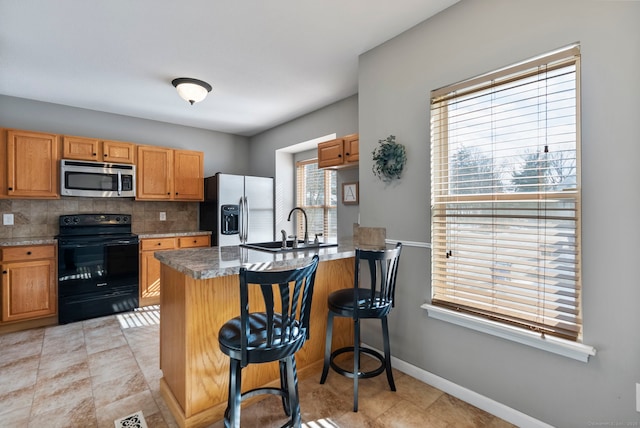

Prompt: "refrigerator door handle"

[244,196,250,243]
[239,196,245,244]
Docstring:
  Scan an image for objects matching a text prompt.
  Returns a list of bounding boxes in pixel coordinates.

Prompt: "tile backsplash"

[0,198,199,239]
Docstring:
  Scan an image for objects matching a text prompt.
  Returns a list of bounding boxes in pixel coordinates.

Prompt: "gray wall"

[0,95,250,177]
[249,95,360,239]
[357,0,640,426]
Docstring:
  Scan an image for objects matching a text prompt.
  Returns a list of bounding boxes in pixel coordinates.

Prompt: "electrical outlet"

[3,213,14,225]
[159,212,166,221]
[636,383,640,412]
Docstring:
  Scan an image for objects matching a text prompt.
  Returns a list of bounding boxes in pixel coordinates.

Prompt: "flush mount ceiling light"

[172,77,212,105]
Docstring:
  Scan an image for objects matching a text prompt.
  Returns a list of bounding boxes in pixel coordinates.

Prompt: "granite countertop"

[154,239,356,280]
[0,237,57,247]
[137,230,212,239]
[1,231,211,247]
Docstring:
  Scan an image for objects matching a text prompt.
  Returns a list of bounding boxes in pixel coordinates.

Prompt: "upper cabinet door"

[102,140,135,164]
[63,136,135,164]
[63,136,100,161]
[317,138,344,168]
[4,129,60,198]
[173,150,204,201]
[343,134,359,164]
[136,145,173,200]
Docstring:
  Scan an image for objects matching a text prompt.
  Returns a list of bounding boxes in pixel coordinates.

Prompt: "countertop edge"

[0,237,57,247]
[155,241,357,280]
[137,231,212,239]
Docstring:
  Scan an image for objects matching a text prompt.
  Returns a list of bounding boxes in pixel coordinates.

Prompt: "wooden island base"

[159,257,354,428]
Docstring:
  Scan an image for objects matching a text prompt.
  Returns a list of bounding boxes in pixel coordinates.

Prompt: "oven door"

[58,235,139,297]
[58,235,139,324]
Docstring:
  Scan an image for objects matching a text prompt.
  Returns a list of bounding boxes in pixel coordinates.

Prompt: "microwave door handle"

[117,171,122,196]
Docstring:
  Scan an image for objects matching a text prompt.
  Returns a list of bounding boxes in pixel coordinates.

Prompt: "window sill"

[422,304,596,363]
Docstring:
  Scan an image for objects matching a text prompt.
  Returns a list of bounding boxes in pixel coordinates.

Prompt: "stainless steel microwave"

[60,159,136,197]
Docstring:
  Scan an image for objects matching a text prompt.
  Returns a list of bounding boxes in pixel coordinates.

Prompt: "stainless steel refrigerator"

[199,173,274,246]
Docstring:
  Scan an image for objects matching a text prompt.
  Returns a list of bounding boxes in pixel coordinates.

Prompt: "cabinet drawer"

[178,235,210,248]
[140,238,176,251]
[1,245,55,262]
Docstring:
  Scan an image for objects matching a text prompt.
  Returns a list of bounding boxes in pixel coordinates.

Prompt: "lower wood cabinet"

[0,244,57,323]
[139,234,210,307]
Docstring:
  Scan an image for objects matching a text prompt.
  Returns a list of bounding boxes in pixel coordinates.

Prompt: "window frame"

[427,44,594,360]
[295,159,337,240]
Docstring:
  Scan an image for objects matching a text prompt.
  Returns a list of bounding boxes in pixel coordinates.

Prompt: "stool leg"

[353,317,360,412]
[226,358,242,428]
[280,360,291,416]
[381,316,396,391]
[285,355,301,428]
[320,311,334,384]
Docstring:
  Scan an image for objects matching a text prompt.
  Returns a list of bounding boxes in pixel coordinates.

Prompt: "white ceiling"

[0,0,458,137]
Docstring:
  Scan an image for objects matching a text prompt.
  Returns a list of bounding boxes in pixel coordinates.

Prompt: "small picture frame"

[342,182,359,205]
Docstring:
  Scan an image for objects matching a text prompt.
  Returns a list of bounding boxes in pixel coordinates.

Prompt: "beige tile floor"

[0,306,515,428]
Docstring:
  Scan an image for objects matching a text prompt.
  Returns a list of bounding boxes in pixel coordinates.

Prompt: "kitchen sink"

[241,240,338,252]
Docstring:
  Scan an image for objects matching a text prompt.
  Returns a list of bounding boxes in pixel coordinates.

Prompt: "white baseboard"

[364,343,554,428]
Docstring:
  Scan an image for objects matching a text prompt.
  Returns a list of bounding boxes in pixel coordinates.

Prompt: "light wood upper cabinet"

[318,133,359,169]
[63,135,135,164]
[136,145,203,201]
[318,138,344,168]
[173,150,204,201]
[136,146,174,200]
[1,244,57,323]
[343,133,359,164]
[1,129,60,198]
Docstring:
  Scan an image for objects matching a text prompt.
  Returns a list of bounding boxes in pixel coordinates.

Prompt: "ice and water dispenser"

[221,204,239,235]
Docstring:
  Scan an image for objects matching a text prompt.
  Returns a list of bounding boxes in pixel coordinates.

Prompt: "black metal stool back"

[320,242,402,412]
[218,255,319,428]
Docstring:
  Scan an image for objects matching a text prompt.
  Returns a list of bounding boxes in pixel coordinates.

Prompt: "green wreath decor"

[371,135,407,182]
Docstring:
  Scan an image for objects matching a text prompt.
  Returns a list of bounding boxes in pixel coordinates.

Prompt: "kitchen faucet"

[287,207,309,244]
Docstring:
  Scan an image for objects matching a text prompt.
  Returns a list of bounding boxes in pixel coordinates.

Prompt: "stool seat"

[320,242,402,412]
[219,313,306,364]
[328,288,393,318]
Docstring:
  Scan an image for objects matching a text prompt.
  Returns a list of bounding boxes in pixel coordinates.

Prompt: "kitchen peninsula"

[155,242,357,428]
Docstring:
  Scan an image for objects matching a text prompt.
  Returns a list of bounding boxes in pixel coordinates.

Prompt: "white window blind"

[430,45,581,341]
[296,160,337,239]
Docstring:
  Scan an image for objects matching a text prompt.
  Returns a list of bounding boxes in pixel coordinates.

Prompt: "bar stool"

[320,242,402,412]
[218,255,320,428]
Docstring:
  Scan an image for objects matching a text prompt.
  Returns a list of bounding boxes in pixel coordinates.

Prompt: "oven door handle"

[105,240,139,246]
[59,239,138,248]
[59,241,103,248]
[117,171,122,196]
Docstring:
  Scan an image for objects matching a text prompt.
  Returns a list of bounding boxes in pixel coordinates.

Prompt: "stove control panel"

[59,214,132,227]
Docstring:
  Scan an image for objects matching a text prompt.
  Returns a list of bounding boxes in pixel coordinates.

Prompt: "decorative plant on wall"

[371,135,407,182]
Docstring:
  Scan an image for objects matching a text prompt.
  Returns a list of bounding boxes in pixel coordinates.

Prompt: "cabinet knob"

[26,251,32,255]
[338,154,342,158]
[175,192,179,195]
[2,270,6,274]
[157,242,162,246]
[345,152,350,156]
[8,187,13,191]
